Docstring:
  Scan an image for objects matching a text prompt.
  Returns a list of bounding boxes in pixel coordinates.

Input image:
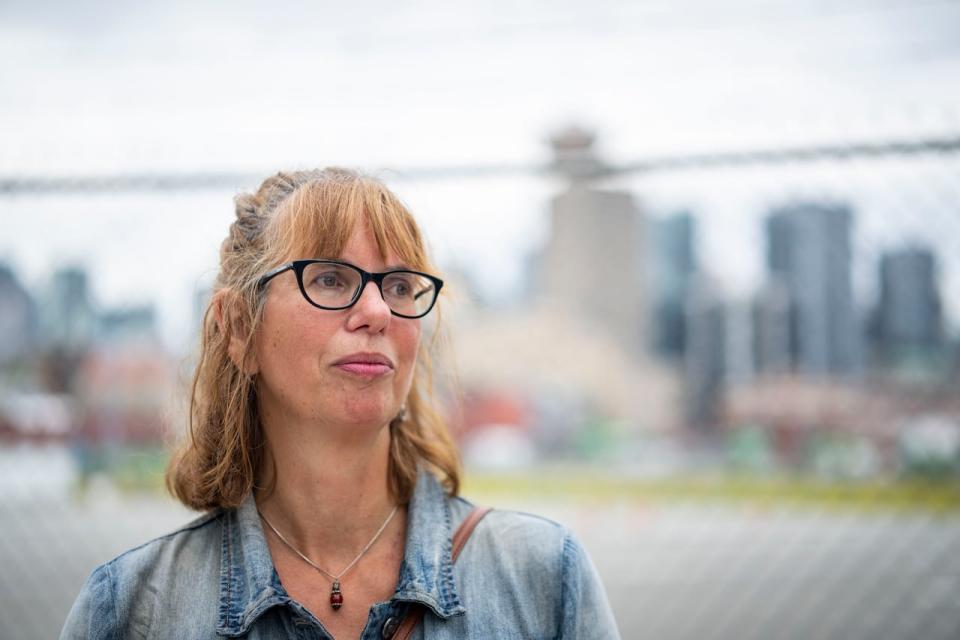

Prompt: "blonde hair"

[166,168,460,510]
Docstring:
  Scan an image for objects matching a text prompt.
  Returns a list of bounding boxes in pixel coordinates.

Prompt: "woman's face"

[252,220,422,436]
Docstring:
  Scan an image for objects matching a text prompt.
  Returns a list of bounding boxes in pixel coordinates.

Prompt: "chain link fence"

[1,132,959,638]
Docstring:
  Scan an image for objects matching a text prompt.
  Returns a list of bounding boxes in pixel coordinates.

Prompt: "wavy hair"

[166,168,460,510]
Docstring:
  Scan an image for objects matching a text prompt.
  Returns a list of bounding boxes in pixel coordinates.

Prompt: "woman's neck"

[254,417,399,566]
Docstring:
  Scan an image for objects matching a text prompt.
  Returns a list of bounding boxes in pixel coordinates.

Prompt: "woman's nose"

[346,281,391,332]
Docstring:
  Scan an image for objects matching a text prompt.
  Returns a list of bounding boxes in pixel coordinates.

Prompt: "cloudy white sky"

[2,0,959,347]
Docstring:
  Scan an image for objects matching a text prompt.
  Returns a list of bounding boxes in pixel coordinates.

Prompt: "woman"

[61,168,620,639]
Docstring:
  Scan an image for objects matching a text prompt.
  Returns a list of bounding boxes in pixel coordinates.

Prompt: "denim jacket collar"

[216,468,465,636]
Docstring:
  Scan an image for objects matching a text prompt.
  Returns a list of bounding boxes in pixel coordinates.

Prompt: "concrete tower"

[539,127,648,357]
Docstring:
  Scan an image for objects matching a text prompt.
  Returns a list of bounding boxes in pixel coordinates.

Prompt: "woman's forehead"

[336,221,410,268]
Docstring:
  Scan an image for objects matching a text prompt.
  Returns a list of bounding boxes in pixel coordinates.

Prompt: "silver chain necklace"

[258,504,399,611]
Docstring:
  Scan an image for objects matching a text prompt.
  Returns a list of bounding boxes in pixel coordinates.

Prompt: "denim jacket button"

[381,616,399,638]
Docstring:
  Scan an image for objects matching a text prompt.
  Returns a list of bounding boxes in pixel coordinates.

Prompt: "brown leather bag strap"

[451,505,493,561]
[393,506,492,640]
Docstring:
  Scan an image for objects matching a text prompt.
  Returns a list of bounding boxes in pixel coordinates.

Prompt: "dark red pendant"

[330,579,343,610]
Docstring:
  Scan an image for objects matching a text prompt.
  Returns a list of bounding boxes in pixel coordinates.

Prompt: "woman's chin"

[335,403,397,430]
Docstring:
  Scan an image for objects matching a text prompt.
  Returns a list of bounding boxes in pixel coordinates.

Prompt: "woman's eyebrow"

[383,263,413,271]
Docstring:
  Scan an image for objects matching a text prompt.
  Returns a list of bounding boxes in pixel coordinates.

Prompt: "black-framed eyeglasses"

[257,259,444,319]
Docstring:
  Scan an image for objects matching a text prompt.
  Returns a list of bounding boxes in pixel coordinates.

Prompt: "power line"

[1,135,958,196]
[615,135,960,175]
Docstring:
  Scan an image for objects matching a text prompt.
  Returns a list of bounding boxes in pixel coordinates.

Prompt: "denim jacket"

[61,469,621,639]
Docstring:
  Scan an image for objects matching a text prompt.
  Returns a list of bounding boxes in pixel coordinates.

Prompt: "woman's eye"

[385,278,413,298]
[315,272,344,288]
[389,282,411,296]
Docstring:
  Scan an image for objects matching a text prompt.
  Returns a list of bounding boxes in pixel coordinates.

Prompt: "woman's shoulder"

[448,495,584,577]
[445,496,621,639]
[60,509,225,640]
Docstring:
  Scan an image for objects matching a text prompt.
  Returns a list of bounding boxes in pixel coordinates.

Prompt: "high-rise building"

[684,278,726,428]
[539,127,648,357]
[765,203,862,376]
[753,280,792,375]
[651,213,696,358]
[42,266,96,352]
[0,263,38,364]
[874,246,943,358]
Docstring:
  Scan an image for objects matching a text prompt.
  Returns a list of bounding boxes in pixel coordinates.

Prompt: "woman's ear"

[213,289,260,375]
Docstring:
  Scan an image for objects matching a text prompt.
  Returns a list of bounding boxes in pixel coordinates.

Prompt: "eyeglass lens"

[300,262,437,316]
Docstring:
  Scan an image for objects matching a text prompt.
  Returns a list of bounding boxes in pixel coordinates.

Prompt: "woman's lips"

[332,353,394,377]
[334,362,393,377]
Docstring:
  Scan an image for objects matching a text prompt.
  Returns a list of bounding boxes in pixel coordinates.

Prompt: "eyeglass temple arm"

[258,262,295,287]
[413,278,443,301]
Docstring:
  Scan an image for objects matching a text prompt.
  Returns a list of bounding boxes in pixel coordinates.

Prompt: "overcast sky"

[2,0,959,347]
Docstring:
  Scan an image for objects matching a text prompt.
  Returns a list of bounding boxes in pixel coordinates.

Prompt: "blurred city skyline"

[3,134,958,475]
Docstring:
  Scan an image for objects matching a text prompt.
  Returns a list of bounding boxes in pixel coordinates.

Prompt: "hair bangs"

[265,175,433,274]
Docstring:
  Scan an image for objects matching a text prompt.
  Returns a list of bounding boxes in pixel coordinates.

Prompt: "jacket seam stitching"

[217,511,236,632]
[558,530,573,640]
[105,561,119,640]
